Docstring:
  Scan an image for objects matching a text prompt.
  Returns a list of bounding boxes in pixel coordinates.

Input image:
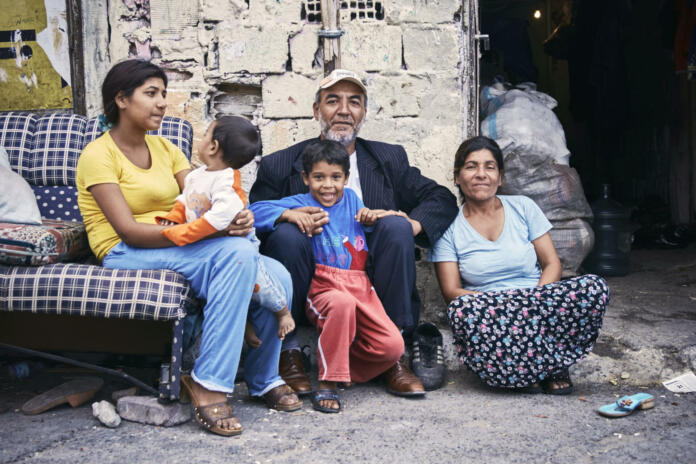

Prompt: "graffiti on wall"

[0,0,72,111]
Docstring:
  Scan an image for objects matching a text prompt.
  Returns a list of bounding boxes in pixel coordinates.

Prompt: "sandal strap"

[194,401,236,424]
[263,384,297,408]
[313,389,340,402]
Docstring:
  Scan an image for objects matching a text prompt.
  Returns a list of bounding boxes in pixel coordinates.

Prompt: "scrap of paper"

[662,371,696,393]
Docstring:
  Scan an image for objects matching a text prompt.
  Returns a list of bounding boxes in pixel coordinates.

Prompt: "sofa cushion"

[0,112,37,178]
[0,219,89,265]
[0,166,42,225]
[29,113,87,186]
[32,186,82,222]
[0,263,199,321]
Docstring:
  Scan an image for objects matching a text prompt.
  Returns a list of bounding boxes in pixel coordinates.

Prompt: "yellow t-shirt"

[76,132,191,261]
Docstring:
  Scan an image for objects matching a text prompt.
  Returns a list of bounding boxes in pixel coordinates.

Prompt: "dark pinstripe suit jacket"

[249,137,458,248]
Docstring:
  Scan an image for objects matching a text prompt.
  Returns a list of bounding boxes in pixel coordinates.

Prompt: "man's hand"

[355,207,378,226]
[225,209,254,236]
[372,209,423,237]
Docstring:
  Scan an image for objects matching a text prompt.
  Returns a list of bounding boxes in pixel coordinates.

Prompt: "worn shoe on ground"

[279,349,312,395]
[383,355,425,397]
[411,322,446,391]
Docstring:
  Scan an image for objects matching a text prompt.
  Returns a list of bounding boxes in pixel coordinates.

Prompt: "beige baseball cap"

[317,69,367,95]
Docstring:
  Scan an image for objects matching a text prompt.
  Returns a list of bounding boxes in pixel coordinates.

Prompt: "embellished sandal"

[21,377,104,415]
[598,393,655,418]
[541,368,574,395]
[312,389,341,414]
[181,375,242,437]
[260,384,302,412]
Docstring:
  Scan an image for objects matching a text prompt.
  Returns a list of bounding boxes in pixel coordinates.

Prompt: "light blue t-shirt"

[428,195,552,292]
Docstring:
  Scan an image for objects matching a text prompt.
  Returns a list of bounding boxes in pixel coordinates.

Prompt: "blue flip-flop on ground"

[598,393,655,418]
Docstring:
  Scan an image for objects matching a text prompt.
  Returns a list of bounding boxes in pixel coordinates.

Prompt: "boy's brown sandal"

[181,375,242,437]
[262,384,302,411]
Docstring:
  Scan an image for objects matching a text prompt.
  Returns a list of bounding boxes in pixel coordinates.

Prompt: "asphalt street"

[1,369,694,464]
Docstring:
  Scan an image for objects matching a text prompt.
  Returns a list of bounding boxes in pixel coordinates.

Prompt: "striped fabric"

[0,263,199,321]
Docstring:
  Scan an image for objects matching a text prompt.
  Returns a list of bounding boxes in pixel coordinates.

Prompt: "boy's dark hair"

[213,116,261,169]
[301,140,350,175]
[102,59,168,125]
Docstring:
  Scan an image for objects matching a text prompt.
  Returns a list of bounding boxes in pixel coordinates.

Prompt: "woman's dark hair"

[453,135,505,202]
[213,116,261,169]
[101,59,168,125]
[301,140,350,175]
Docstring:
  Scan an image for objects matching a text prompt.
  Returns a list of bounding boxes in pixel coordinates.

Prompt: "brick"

[341,23,402,72]
[369,73,425,117]
[402,25,460,72]
[200,0,247,22]
[217,23,290,74]
[386,0,461,24]
[117,396,191,427]
[290,26,321,74]
[248,0,302,25]
[262,73,317,119]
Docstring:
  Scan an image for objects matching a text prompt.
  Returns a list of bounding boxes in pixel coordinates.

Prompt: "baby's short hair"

[301,140,350,175]
[213,116,261,169]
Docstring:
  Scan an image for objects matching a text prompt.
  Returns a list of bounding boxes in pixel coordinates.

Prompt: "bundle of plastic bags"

[481,83,593,276]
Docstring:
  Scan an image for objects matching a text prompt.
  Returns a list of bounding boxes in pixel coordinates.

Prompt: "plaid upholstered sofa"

[0,112,200,401]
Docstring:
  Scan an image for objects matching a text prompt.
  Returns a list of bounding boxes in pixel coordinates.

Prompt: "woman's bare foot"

[244,322,262,348]
[275,307,295,340]
[181,376,242,434]
[317,381,340,411]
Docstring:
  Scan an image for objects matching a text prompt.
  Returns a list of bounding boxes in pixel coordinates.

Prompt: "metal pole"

[320,0,341,74]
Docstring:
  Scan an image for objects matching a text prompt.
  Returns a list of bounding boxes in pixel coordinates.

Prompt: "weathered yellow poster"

[0,0,73,111]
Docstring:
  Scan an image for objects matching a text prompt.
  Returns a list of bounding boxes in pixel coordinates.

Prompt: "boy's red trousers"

[306,264,404,383]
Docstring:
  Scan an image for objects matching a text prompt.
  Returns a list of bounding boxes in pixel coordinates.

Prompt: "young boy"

[157,116,294,342]
[250,140,404,413]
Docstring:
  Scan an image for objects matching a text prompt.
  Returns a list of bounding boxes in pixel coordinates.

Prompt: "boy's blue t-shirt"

[251,188,371,270]
[428,195,552,292]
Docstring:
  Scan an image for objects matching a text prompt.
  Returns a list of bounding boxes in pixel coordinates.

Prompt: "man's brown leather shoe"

[279,350,312,396]
[383,355,426,397]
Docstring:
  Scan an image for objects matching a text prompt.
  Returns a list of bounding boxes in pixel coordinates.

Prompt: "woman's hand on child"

[355,208,378,226]
[225,209,255,236]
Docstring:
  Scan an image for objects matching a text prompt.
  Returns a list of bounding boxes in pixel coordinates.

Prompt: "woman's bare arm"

[434,261,479,303]
[89,183,175,248]
[532,232,562,286]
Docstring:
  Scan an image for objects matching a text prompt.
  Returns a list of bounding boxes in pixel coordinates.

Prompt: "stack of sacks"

[481,83,593,276]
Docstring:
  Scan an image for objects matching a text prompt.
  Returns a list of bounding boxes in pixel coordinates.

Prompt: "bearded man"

[250,69,458,397]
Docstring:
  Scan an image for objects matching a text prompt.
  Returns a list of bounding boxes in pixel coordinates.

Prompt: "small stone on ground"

[91,400,121,428]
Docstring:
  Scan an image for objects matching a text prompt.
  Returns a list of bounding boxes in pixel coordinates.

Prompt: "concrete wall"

[83,0,475,324]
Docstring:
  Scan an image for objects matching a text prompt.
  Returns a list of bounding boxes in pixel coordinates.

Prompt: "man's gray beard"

[319,115,364,148]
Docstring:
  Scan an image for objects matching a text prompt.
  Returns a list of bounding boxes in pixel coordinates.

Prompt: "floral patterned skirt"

[447,274,609,388]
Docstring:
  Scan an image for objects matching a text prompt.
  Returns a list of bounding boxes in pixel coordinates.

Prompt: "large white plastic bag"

[481,84,571,165]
